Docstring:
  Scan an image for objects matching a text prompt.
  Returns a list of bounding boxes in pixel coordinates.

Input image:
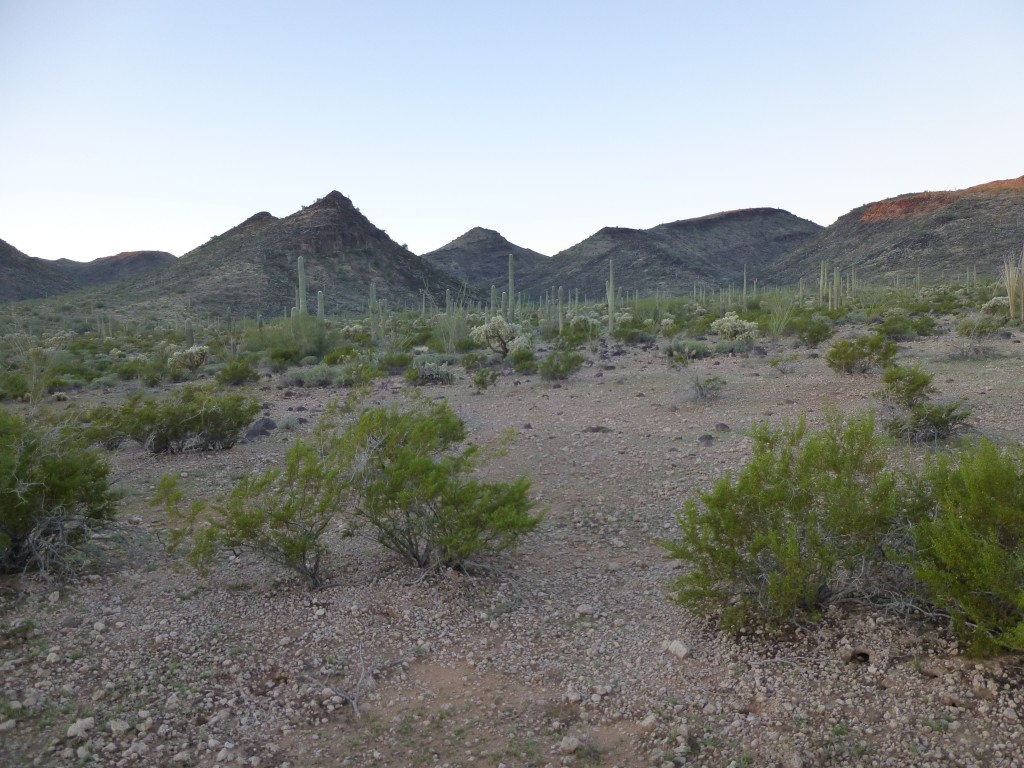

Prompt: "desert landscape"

[3,176,1024,767]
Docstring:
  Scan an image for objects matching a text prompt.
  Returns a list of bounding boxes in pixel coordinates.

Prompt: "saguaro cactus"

[297,256,308,316]
[606,259,615,334]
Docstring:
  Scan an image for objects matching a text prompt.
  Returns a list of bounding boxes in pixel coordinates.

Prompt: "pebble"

[67,717,95,739]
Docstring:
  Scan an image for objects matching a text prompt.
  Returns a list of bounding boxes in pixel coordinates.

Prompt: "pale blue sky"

[2,1,1021,262]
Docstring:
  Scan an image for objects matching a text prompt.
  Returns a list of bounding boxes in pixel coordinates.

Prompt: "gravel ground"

[3,333,1024,767]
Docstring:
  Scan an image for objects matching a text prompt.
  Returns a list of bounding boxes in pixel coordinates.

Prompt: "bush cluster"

[710,312,759,342]
[85,384,259,453]
[825,333,897,373]
[159,398,540,588]
[539,350,586,381]
[662,412,1024,654]
[1,409,118,574]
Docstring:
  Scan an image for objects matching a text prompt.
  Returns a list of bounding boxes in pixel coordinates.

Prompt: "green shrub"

[793,315,834,347]
[714,338,755,355]
[888,403,972,443]
[661,412,910,632]
[322,343,363,365]
[85,385,259,453]
[268,347,302,373]
[459,351,488,371]
[510,348,537,374]
[378,351,413,375]
[342,398,541,569]
[0,409,118,574]
[825,333,897,374]
[215,358,260,386]
[0,371,28,400]
[666,338,711,364]
[690,372,726,400]
[405,360,456,385]
[877,365,971,443]
[538,350,585,381]
[472,368,499,392]
[157,419,351,589]
[612,324,656,345]
[913,440,1024,653]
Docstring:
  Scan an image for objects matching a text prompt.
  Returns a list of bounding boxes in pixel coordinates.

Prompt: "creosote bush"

[825,333,897,374]
[157,396,540,585]
[84,384,259,453]
[157,413,352,589]
[343,398,541,569]
[661,412,912,632]
[689,372,726,401]
[912,440,1024,653]
[1,408,118,574]
[215,358,260,386]
[538,350,586,381]
[877,364,971,443]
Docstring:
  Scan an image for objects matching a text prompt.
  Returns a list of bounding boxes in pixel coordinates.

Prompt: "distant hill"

[50,251,177,287]
[421,227,548,289]
[95,191,466,319]
[779,176,1024,283]
[517,208,823,298]
[0,238,77,301]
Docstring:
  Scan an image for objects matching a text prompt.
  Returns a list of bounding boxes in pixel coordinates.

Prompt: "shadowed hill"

[779,176,1024,283]
[421,227,548,289]
[0,238,77,301]
[101,191,466,319]
[517,208,823,298]
[50,251,177,287]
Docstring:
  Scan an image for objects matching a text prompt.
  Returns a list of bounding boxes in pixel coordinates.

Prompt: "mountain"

[102,191,465,319]
[517,208,823,298]
[421,227,549,288]
[0,238,77,301]
[49,251,177,287]
[779,176,1024,283]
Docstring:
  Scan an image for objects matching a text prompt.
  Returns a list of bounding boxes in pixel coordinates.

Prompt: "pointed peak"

[309,190,355,210]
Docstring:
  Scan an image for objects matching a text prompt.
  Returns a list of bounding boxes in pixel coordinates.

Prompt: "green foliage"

[955,314,1002,339]
[876,312,938,342]
[472,368,499,392]
[710,312,759,342]
[342,398,541,569]
[157,419,351,589]
[877,364,935,408]
[825,333,897,374]
[913,441,1024,653]
[661,412,909,632]
[215,358,260,386]
[268,346,302,373]
[887,402,972,443]
[0,408,118,574]
[510,348,537,374]
[377,351,413,375]
[877,365,971,443]
[792,314,834,347]
[539,350,586,381]
[0,370,29,400]
[690,372,726,401]
[405,359,456,385]
[85,384,259,453]
[666,338,711,364]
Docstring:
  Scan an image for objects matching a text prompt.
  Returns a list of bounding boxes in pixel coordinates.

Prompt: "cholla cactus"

[470,315,524,358]
[710,312,759,342]
[169,345,210,373]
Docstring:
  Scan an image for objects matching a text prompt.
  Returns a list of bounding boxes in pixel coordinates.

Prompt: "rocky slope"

[110,191,466,319]
[49,251,177,288]
[517,208,823,298]
[780,175,1024,283]
[421,227,548,289]
[0,238,77,301]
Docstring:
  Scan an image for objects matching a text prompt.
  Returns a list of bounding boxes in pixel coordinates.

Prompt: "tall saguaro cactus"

[606,259,615,334]
[506,253,515,322]
[297,256,308,316]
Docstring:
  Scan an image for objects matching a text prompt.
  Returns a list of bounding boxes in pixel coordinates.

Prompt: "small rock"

[109,719,131,736]
[698,434,714,446]
[666,640,691,660]
[0,719,15,731]
[93,621,106,632]
[576,604,596,616]
[782,752,804,768]
[559,735,582,755]
[67,717,95,739]
[48,590,61,604]
[714,422,730,432]
[171,750,191,763]
[76,745,90,760]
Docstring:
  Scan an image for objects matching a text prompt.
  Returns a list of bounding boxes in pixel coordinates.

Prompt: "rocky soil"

[3,332,1024,767]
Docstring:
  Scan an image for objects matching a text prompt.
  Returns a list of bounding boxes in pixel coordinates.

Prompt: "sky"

[1,1,1022,262]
